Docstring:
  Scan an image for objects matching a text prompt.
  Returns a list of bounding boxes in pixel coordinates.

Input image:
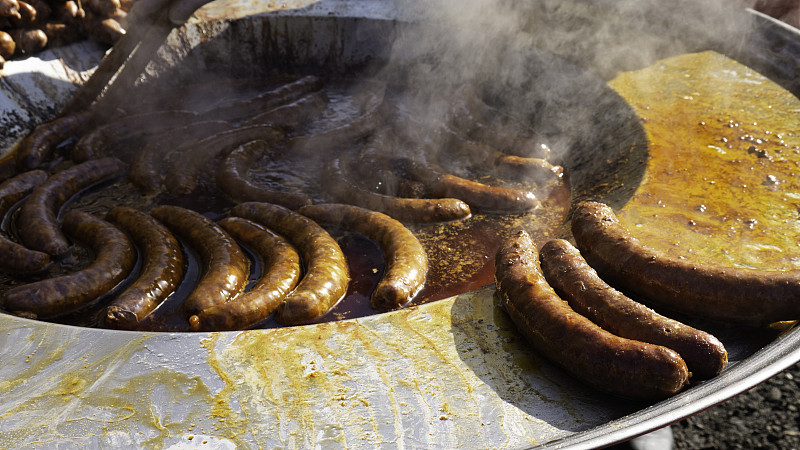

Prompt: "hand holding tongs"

[61,0,217,117]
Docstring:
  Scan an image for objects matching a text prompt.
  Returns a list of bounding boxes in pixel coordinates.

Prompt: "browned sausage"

[71,110,198,162]
[200,75,324,123]
[241,90,329,130]
[230,202,349,325]
[104,206,186,330]
[129,120,232,193]
[0,170,50,272]
[216,140,312,210]
[150,205,249,315]
[321,157,472,223]
[399,157,540,213]
[15,110,94,171]
[17,157,126,256]
[494,229,690,400]
[0,30,14,58]
[9,28,46,54]
[189,217,302,331]
[164,124,285,195]
[571,201,800,326]
[539,238,728,379]
[1,209,136,319]
[299,203,427,310]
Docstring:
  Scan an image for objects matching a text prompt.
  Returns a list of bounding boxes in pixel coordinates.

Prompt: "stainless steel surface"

[0,1,799,448]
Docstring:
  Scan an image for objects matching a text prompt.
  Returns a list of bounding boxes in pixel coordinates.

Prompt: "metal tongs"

[60,0,217,117]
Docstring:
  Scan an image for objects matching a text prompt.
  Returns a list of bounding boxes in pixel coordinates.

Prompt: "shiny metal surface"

[0,1,799,448]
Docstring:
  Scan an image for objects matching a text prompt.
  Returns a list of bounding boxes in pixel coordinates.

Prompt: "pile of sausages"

[0,74,561,331]
[497,200,800,400]
[0,0,130,69]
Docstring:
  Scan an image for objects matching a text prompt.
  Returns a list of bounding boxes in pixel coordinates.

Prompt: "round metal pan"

[0,1,798,448]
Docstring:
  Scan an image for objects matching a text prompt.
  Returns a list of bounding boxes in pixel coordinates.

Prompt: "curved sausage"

[104,206,186,330]
[494,229,690,400]
[241,90,329,130]
[129,120,232,193]
[540,238,728,379]
[299,203,427,311]
[1,210,136,319]
[164,124,285,195]
[17,157,126,256]
[71,110,198,162]
[0,170,50,272]
[189,217,302,331]
[571,201,800,326]
[216,140,312,210]
[230,201,349,325]
[321,157,472,223]
[15,110,93,171]
[150,205,249,315]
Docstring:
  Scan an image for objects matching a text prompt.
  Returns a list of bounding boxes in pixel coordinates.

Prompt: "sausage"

[0,170,50,272]
[241,90,329,130]
[200,75,324,123]
[71,110,198,162]
[539,238,728,379]
[129,119,232,193]
[399,157,540,213]
[150,205,249,315]
[321,157,471,223]
[15,110,94,171]
[230,201,349,325]
[494,229,690,400]
[0,30,14,58]
[104,206,186,330]
[1,210,136,319]
[570,201,800,326]
[189,217,302,331]
[164,124,285,195]
[216,140,312,210]
[299,203,427,310]
[17,157,126,256]
[9,28,46,54]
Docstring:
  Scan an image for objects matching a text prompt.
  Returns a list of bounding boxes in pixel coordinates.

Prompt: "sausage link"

[104,206,186,329]
[17,157,126,256]
[540,238,728,379]
[150,205,249,315]
[299,203,427,310]
[129,120,232,193]
[0,170,50,272]
[165,124,285,195]
[71,110,198,162]
[242,90,329,130]
[190,217,302,331]
[321,157,471,223]
[15,110,93,171]
[230,201,349,325]
[1,210,136,318]
[571,201,800,326]
[494,229,690,400]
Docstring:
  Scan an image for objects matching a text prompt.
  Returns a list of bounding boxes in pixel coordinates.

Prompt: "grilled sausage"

[189,217,302,331]
[17,157,126,256]
[0,170,50,272]
[399,157,540,213]
[165,124,285,195]
[571,201,800,326]
[150,205,249,315]
[129,119,232,193]
[71,110,198,162]
[16,110,93,171]
[494,229,690,400]
[241,90,329,130]
[201,75,324,123]
[321,157,472,223]
[299,203,427,310]
[540,238,728,379]
[1,210,136,319]
[104,206,186,329]
[216,140,312,210]
[230,201,349,325]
